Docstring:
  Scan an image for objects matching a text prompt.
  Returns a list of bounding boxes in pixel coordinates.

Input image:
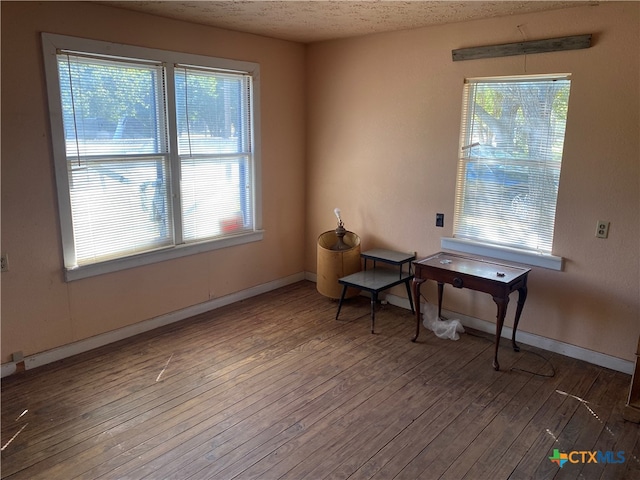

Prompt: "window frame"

[448,74,570,271]
[42,33,263,281]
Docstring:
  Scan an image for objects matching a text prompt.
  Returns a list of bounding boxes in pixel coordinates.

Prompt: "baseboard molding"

[4,273,632,378]
[307,272,632,373]
[383,292,634,375]
[1,272,305,378]
[1,362,17,378]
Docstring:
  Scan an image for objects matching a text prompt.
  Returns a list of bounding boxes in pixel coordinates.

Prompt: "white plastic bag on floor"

[422,302,465,340]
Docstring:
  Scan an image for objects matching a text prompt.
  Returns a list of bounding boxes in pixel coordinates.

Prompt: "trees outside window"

[454,74,571,254]
[42,33,261,280]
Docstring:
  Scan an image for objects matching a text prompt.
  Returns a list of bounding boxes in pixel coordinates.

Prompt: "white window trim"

[41,33,263,281]
[65,232,264,281]
[450,73,570,271]
[441,237,563,271]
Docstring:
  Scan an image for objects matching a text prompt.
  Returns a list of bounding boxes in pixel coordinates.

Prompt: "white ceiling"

[100,1,596,43]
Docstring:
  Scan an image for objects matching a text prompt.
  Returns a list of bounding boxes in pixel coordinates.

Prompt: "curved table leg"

[492,295,509,371]
[437,282,444,320]
[411,277,426,342]
[511,286,528,352]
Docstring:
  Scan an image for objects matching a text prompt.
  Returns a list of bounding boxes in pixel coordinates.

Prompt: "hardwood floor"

[2,281,638,479]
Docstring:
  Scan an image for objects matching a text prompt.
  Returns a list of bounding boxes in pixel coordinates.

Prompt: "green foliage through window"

[454,75,571,254]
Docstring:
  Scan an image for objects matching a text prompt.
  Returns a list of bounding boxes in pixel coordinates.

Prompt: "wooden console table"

[412,252,530,371]
[336,249,415,334]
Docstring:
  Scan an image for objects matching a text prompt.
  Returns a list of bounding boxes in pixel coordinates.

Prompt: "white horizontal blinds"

[175,65,254,242]
[57,52,174,266]
[454,75,571,254]
[57,53,167,157]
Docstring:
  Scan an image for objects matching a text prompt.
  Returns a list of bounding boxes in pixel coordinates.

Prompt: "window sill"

[65,230,265,281]
[440,237,563,271]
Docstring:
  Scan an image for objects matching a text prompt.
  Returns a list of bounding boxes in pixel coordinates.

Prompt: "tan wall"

[2,1,639,367]
[1,2,306,360]
[305,2,640,362]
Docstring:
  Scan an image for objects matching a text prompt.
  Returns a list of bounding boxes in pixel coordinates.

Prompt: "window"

[42,34,262,280]
[452,74,571,265]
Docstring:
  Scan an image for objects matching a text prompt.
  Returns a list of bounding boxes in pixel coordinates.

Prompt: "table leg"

[492,295,509,371]
[411,277,426,342]
[336,285,348,320]
[370,292,377,334]
[405,280,415,314]
[511,286,528,352]
[437,282,444,320]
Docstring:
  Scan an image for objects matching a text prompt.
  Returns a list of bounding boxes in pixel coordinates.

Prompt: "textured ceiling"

[100,1,596,43]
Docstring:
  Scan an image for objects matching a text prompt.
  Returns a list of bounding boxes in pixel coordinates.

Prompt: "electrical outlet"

[1,253,8,272]
[436,213,444,227]
[596,221,610,239]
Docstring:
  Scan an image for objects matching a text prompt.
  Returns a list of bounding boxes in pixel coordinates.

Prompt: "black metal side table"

[336,249,415,333]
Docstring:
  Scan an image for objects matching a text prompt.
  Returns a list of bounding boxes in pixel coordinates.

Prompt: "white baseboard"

[383,292,634,375]
[1,272,305,378]
[307,272,632,373]
[1,362,17,378]
[3,273,632,378]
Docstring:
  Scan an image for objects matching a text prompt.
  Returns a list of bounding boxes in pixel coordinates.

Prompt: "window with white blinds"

[453,74,571,255]
[42,34,261,279]
[175,66,254,243]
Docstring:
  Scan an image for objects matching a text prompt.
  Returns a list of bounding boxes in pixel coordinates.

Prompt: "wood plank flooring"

[2,280,639,479]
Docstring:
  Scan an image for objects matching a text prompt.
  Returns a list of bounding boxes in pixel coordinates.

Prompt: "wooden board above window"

[452,34,592,61]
